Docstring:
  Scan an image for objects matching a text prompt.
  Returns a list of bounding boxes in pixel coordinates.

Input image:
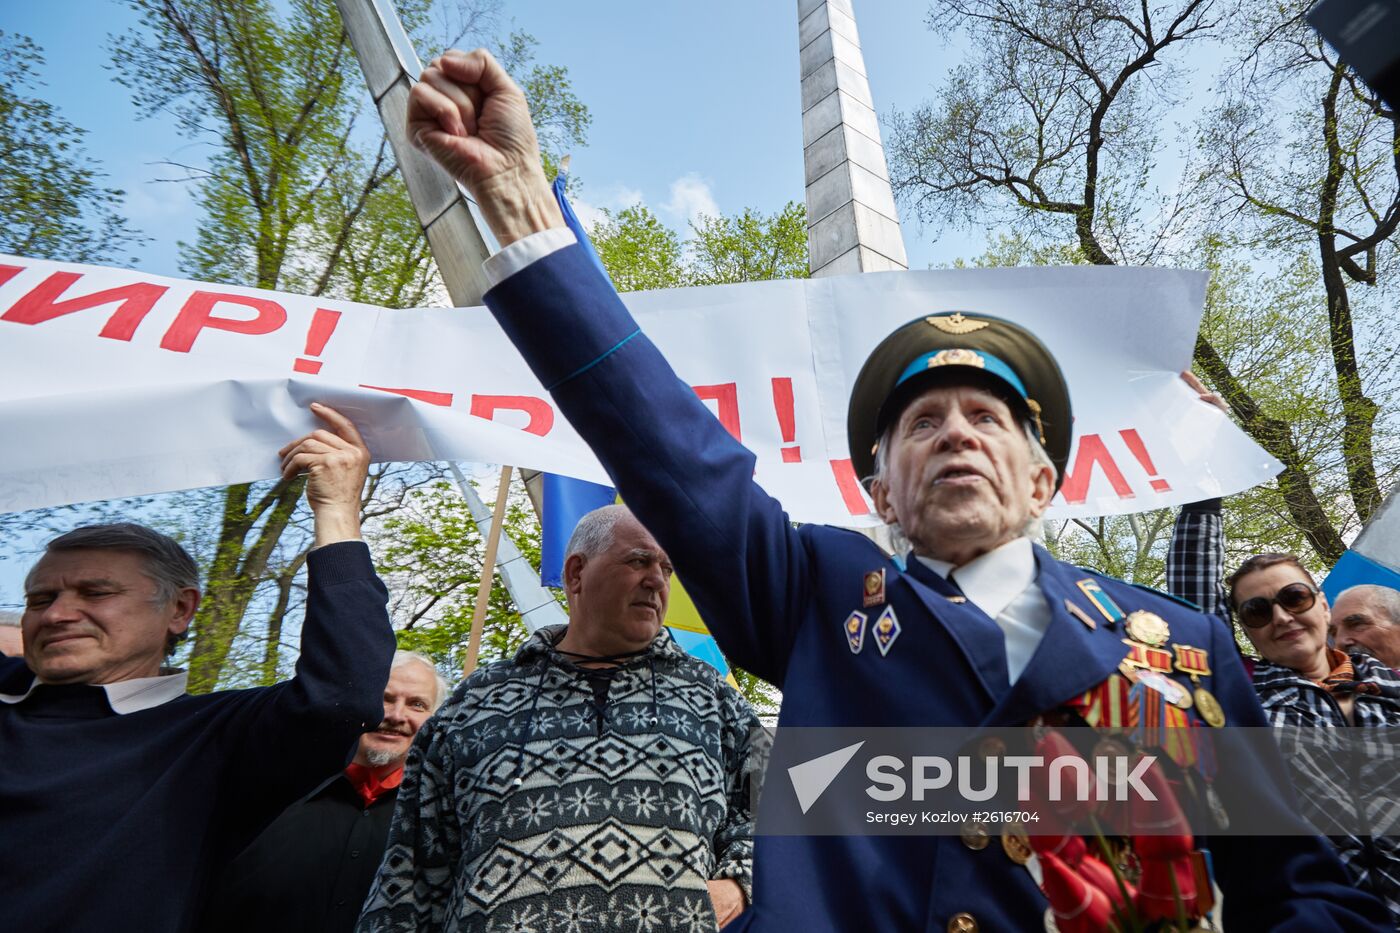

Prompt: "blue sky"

[5,0,978,278]
[0,0,975,608]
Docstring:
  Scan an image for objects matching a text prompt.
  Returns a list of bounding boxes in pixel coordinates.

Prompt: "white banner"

[0,255,1280,524]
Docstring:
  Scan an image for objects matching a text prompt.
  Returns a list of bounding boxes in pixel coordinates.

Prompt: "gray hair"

[868,421,1057,555]
[565,504,633,562]
[26,523,201,656]
[28,523,200,603]
[1334,585,1400,626]
[391,649,450,712]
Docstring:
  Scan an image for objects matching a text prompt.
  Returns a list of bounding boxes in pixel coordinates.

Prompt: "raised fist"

[407,48,563,246]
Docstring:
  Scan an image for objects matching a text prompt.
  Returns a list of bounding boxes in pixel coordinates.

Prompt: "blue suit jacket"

[485,244,1388,931]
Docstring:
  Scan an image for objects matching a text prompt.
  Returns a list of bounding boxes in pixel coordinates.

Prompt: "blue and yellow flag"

[540,168,734,684]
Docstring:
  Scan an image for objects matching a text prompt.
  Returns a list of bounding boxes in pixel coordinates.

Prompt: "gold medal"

[1194,687,1226,727]
[1001,822,1032,865]
[1124,610,1171,647]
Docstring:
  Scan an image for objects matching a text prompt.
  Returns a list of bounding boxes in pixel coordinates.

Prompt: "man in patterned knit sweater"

[359,505,761,932]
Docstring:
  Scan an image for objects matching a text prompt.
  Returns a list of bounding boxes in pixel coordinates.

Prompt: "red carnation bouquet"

[1025,729,1214,933]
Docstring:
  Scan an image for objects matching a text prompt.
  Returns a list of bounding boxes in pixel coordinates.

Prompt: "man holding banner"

[406,49,1388,931]
[0,403,395,933]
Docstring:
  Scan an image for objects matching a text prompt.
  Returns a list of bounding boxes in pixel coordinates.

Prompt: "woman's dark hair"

[1225,553,1316,610]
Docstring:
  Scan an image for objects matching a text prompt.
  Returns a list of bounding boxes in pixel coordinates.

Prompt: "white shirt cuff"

[482,227,578,288]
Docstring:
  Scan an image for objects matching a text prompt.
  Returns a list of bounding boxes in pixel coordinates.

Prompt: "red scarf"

[344,762,404,808]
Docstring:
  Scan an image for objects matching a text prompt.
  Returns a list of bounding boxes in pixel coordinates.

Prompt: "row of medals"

[958,607,1228,931]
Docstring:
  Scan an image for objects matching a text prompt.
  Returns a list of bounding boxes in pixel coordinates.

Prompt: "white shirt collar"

[915,537,1047,682]
[915,536,1036,620]
[0,669,189,713]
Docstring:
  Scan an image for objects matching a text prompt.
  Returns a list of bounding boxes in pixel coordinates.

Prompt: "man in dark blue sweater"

[0,402,397,933]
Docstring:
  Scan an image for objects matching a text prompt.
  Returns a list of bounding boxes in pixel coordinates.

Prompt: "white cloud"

[661,173,720,229]
[569,183,644,233]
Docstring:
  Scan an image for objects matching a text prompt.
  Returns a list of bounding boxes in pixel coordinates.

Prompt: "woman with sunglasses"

[1228,553,1400,925]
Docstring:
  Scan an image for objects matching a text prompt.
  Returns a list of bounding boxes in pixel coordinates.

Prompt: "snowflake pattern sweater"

[358,625,760,932]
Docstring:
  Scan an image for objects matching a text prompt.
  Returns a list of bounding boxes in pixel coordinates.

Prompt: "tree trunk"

[1317,63,1382,523]
[1193,337,1347,562]
[187,478,305,692]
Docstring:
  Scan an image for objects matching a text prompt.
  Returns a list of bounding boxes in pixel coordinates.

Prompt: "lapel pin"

[862,569,886,608]
[873,606,901,657]
[844,611,868,654]
[1064,598,1097,630]
[1076,579,1125,625]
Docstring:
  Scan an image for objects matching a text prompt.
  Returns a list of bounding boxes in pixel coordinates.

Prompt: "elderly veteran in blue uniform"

[405,49,1389,932]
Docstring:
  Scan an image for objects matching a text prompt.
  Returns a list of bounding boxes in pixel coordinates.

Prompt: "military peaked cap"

[847,312,1073,489]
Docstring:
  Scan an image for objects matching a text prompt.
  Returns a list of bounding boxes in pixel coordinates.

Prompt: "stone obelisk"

[799,0,909,276]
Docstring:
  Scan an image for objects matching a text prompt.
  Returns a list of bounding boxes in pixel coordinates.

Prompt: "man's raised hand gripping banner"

[0,255,1280,523]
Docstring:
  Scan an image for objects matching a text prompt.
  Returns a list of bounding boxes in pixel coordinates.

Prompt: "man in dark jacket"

[202,650,448,932]
[0,402,396,933]
[399,49,1390,931]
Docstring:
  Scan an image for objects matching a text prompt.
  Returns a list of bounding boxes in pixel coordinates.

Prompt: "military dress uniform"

[481,235,1387,931]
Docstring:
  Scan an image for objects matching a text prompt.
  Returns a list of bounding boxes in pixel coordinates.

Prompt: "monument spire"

[799,0,909,277]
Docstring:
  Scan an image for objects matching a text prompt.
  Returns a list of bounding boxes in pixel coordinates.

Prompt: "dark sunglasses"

[1236,582,1319,629]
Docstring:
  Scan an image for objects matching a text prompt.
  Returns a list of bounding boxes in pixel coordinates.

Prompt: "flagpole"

[463,465,512,677]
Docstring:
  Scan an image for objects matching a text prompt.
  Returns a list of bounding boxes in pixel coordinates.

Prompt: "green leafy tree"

[887,0,1398,571]
[108,0,587,691]
[591,200,809,290]
[1196,2,1400,532]
[687,202,810,285]
[378,479,546,676]
[590,204,686,291]
[0,31,142,263]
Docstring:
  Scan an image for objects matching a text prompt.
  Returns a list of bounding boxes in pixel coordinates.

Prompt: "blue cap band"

[895,349,1029,400]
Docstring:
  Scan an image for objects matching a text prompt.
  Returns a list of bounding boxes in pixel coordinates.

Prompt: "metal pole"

[447,462,569,636]
[337,0,498,307]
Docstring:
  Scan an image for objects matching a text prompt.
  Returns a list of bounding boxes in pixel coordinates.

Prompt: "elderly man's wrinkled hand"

[278,402,370,546]
[406,48,563,246]
[707,879,746,928]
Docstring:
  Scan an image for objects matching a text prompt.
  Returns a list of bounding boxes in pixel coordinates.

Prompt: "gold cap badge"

[925,348,985,369]
[926,312,989,335]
